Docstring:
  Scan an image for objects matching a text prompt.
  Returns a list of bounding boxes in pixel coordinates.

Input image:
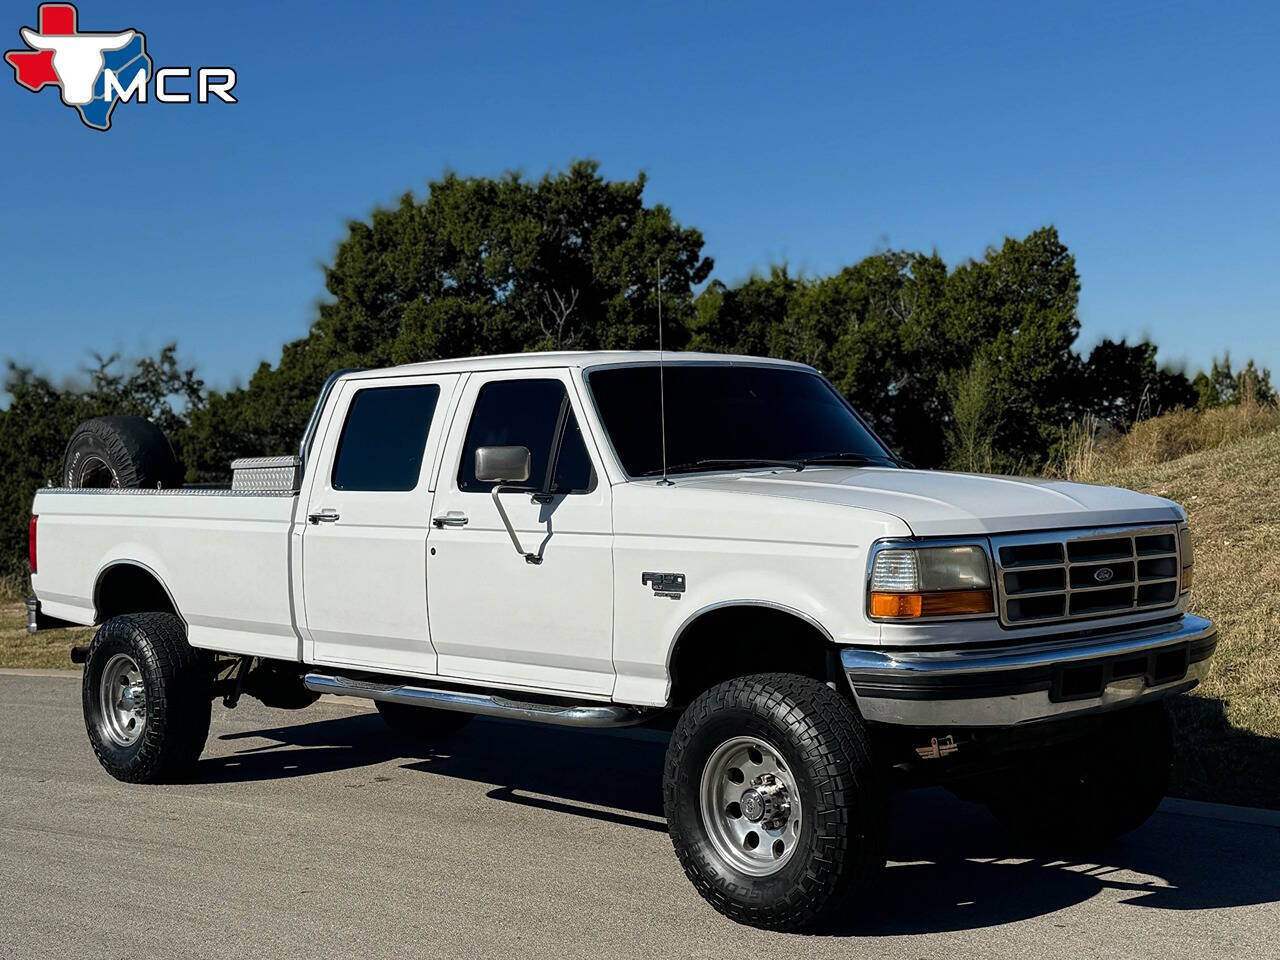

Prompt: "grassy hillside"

[0,577,91,668]
[1069,417,1280,808]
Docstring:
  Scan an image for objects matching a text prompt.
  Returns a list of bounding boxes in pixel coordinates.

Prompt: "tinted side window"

[458,379,595,493]
[331,384,440,491]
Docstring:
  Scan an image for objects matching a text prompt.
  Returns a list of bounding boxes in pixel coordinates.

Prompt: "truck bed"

[31,487,302,661]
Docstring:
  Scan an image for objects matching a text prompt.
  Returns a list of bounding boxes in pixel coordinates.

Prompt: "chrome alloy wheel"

[699,735,802,876]
[98,653,147,747]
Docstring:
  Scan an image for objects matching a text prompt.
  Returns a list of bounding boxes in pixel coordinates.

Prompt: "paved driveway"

[1,672,1276,959]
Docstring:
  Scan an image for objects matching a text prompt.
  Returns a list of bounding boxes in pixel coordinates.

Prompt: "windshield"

[586,364,896,477]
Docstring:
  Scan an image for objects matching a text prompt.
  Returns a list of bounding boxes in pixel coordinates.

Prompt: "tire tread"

[663,673,884,931]
[83,612,211,783]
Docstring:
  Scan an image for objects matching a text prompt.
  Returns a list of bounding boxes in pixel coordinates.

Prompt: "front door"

[425,369,615,695]
[301,373,459,674]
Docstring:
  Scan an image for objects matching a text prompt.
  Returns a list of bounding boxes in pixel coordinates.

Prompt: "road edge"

[0,666,80,678]
[1160,796,1280,828]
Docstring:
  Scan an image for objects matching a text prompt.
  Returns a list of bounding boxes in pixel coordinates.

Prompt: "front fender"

[611,538,881,706]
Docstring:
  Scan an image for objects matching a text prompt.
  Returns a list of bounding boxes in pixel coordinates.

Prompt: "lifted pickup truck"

[29,351,1215,930]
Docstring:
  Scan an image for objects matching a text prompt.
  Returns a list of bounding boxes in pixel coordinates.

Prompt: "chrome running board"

[303,674,652,728]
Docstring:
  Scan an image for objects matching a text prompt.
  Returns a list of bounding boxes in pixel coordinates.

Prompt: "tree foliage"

[1191,355,1277,410]
[181,161,712,479]
[1074,338,1196,428]
[691,229,1085,469]
[1,162,1273,577]
[0,347,203,577]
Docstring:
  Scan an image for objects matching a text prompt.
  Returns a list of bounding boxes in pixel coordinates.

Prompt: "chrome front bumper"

[841,614,1217,727]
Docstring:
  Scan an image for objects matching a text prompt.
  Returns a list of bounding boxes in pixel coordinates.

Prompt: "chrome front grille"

[991,525,1182,626]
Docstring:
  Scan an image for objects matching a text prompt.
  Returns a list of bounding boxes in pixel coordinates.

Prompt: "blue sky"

[1,0,1277,392]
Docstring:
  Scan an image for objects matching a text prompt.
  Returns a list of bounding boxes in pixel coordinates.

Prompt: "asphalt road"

[1,672,1277,960]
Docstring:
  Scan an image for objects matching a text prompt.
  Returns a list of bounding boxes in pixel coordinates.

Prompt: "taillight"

[28,515,37,575]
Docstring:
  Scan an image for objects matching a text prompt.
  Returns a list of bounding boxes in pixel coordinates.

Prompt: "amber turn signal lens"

[869,592,923,618]
[870,589,994,619]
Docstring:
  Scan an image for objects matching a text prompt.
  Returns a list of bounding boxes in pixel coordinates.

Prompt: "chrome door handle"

[308,509,340,524]
[432,511,469,528]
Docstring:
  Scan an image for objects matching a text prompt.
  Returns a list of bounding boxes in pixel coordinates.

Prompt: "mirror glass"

[474,445,532,485]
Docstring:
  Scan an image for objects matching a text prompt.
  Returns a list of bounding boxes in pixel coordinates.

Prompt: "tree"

[0,347,204,578]
[936,228,1081,469]
[946,355,1002,472]
[690,252,953,466]
[1191,354,1277,409]
[689,267,799,358]
[180,161,712,480]
[825,251,949,466]
[1077,338,1195,427]
[689,228,1085,471]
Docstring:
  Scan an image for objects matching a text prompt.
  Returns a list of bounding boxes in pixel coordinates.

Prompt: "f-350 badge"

[642,572,686,600]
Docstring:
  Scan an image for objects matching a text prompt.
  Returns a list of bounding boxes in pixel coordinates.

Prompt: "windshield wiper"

[639,457,804,477]
[796,452,899,468]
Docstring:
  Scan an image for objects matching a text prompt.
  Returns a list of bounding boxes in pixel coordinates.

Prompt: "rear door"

[300,373,460,673]
[425,369,615,694]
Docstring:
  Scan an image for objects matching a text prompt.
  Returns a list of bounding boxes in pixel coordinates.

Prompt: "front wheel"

[663,673,886,931]
[82,613,212,783]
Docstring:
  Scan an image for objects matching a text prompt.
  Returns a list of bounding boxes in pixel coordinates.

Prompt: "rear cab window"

[331,384,442,491]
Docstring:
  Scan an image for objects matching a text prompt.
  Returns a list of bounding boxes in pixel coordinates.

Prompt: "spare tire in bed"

[63,416,181,489]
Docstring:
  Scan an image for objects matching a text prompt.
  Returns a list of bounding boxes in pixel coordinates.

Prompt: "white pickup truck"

[28,351,1216,930]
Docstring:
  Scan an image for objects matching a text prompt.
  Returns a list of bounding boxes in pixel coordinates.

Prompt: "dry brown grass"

[1060,402,1280,481]
[0,572,92,668]
[1068,420,1280,807]
[0,601,92,669]
[0,573,27,604]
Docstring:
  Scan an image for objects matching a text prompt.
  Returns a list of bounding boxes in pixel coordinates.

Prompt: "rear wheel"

[986,702,1172,849]
[663,673,885,931]
[375,701,473,741]
[82,613,212,783]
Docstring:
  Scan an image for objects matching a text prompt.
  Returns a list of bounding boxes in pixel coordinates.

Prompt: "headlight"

[1178,525,1194,594]
[869,544,995,619]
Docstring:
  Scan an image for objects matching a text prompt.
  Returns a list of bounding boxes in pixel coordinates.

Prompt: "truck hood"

[677,467,1182,537]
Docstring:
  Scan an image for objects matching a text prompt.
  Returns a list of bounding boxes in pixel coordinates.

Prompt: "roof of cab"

[343,350,814,380]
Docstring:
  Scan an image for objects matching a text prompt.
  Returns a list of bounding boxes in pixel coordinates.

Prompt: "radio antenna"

[657,262,673,486]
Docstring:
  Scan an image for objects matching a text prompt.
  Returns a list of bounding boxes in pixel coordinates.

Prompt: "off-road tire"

[375,701,473,741]
[82,613,212,783]
[663,673,885,931]
[986,701,1172,849]
[63,415,181,490]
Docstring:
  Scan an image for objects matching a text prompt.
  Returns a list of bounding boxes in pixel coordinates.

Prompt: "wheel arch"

[665,601,842,708]
[93,560,183,624]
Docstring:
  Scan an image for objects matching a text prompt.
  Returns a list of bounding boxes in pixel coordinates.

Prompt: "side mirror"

[475,445,532,485]
[475,445,541,565]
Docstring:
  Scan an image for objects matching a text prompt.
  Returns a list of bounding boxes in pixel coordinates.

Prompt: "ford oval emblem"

[1094,567,1115,583]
